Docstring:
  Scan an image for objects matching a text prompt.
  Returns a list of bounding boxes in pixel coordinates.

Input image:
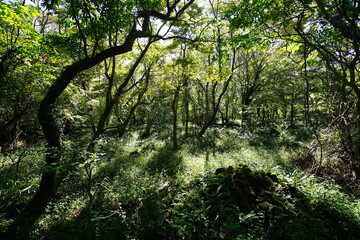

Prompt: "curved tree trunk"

[2,25,139,239]
[197,75,232,138]
[92,40,153,141]
[118,67,151,138]
[2,2,195,237]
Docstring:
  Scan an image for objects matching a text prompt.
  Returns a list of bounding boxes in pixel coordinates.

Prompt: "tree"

[91,39,153,142]
[227,0,360,117]
[0,2,48,150]
[194,0,238,138]
[3,0,195,237]
[226,0,360,174]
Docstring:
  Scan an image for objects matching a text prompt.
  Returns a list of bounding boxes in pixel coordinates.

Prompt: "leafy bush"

[167,165,360,240]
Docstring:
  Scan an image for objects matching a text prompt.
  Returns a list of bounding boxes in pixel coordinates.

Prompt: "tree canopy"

[0,0,359,239]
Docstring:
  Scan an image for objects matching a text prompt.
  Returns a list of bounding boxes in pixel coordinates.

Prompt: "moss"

[266,172,280,183]
[226,166,234,174]
[215,167,226,175]
[210,165,282,215]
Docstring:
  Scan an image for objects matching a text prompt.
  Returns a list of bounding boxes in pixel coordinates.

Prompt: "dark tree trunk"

[303,46,310,126]
[1,2,196,237]
[118,68,150,138]
[184,78,190,138]
[197,75,232,138]
[2,25,139,239]
[242,107,248,127]
[224,97,229,126]
[262,107,266,125]
[0,104,31,149]
[0,48,17,82]
[92,40,152,141]
[290,102,295,126]
[197,47,236,138]
[172,86,180,150]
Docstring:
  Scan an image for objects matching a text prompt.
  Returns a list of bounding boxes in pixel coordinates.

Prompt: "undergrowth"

[0,126,359,239]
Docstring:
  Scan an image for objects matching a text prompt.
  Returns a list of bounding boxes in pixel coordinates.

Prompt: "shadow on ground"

[145,147,184,177]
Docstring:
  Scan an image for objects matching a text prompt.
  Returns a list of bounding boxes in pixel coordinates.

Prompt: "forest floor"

[1,125,359,239]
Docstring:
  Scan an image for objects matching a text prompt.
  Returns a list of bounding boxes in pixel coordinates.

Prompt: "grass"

[0,126,359,239]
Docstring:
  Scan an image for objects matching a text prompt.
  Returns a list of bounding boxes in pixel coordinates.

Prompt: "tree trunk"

[92,40,152,141]
[290,102,295,126]
[2,25,139,238]
[303,46,310,126]
[184,78,190,138]
[172,86,180,150]
[205,82,210,123]
[197,47,236,138]
[0,104,31,149]
[242,107,248,127]
[118,68,150,138]
[197,76,232,138]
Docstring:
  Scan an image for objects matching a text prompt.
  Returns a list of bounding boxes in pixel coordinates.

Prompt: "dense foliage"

[0,0,359,239]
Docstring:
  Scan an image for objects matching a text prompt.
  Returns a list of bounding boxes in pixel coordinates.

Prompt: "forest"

[0,0,359,239]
